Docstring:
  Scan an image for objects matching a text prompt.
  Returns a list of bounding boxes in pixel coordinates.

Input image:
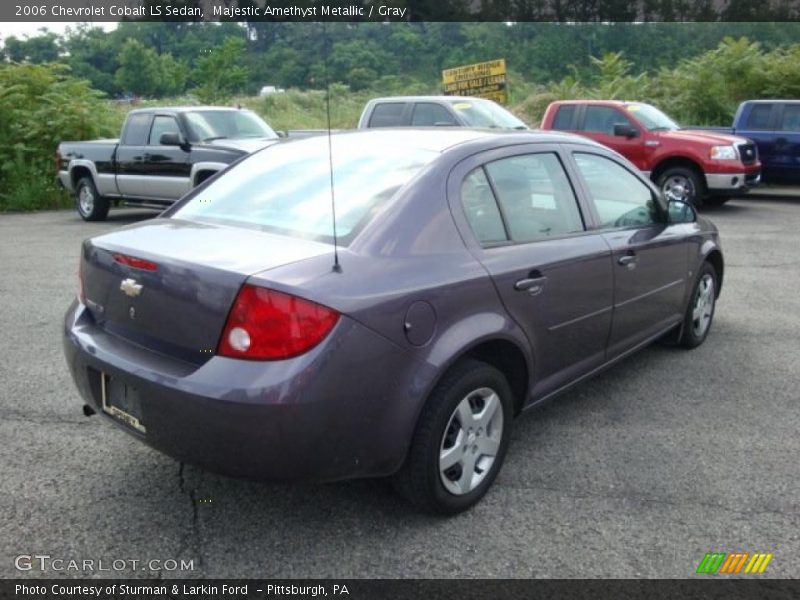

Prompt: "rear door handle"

[514,271,548,294]
[618,253,637,267]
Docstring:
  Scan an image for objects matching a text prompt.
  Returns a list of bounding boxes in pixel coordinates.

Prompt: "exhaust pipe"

[83,404,96,417]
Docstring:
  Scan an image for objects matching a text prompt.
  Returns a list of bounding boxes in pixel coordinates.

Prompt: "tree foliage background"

[2,22,800,210]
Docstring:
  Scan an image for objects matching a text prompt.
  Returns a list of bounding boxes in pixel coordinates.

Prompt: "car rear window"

[172,136,438,244]
[552,105,576,130]
[368,103,406,127]
[121,113,152,145]
[746,104,773,129]
[779,104,800,132]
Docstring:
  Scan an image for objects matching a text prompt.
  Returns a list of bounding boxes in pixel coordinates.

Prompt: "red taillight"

[218,285,340,361]
[113,253,158,271]
[55,150,62,173]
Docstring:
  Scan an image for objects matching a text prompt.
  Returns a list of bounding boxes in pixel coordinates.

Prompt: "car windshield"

[626,103,680,131]
[184,110,278,141]
[449,99,528,129]
[172,136,439,244]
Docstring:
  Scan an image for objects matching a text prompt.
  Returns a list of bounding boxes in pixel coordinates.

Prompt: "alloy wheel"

[78,185,95,216]
[662,174,694,203]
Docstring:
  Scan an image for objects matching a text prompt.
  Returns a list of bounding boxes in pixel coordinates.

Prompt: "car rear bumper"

[58,171,73,192]
[63,301,433,482]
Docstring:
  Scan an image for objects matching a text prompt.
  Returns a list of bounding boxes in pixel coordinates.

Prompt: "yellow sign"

[442,59,508,105]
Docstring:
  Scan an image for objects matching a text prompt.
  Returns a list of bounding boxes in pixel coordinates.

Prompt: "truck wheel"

[75,177,109,222]
[657,167,704,209]
[392,359,513,515]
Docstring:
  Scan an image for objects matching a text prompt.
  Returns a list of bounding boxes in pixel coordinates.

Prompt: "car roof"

[128,106,254,115]
[740,99,800,104]
[553,100,641,106]
[368,96,498,104]
[316,127,605,153]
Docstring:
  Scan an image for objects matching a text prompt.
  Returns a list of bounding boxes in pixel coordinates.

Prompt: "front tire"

[679,262,718,348]
[392,359,513,515]
[657,167,705,209]
[75,176,109,222]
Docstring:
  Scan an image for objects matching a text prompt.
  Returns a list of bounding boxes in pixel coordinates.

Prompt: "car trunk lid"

[81,217,332,364]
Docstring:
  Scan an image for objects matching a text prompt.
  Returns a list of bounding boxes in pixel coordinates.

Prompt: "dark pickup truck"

[58,106,280,221]
[697,100,800,184]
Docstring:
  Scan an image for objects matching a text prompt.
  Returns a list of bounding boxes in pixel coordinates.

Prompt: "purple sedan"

[63,129,722,514]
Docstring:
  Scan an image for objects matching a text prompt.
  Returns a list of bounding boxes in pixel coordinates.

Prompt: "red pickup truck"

[540,100,761,207]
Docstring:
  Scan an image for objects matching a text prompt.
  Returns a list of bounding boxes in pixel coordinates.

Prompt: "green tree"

[114,39,163,97]
[192,37,249,103]
[3,31,61,63]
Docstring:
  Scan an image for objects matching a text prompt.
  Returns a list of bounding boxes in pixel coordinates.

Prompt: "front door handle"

[514,274,548,295]
[618,254,637,267]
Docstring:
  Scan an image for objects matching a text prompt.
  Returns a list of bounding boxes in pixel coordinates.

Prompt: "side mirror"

[159,132,185,146]
[668,199,696,223]
[613,124,639,138]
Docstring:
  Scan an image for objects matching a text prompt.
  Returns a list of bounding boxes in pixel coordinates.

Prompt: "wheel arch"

[70,165,95,189]
[425,334,531,419]
[190,162,227,188]
[703,247,724,298]
[651,156,707,193]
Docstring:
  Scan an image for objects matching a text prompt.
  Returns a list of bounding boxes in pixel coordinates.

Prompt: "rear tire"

[75,176,109,222]
[679,262,718,348]
[392,359,513,515]
[657,167,705,209]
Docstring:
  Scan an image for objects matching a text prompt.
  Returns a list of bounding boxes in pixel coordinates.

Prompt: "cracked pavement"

[1,196,799,578]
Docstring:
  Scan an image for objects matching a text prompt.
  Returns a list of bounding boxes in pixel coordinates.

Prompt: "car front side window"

[583,106,634,136]
[484,153,585,244]
[573,152,660,229]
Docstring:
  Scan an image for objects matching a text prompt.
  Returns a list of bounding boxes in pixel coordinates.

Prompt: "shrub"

[0,63,116,211]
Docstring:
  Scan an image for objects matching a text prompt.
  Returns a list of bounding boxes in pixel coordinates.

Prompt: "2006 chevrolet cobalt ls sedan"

[64,129,722,514]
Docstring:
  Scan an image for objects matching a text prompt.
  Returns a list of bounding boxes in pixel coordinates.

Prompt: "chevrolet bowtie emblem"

[120,278,143,297]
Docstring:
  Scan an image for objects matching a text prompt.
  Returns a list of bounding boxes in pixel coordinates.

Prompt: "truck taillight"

[217,285,339,361]
[55,150,62,173]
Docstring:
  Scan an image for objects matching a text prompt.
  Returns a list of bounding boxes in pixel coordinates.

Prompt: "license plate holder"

[101,372,146,434]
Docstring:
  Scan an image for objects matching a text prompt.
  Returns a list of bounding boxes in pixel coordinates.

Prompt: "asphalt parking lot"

[1,195,799,579]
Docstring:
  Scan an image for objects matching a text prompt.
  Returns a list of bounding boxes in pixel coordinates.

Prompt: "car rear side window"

[484,153,585,244]
[368,103,406,127]
[461,168,508,245]
[573,153,659,229]
[583,106,633,135]
[121,113,152,145]
[779,104,800,132]
[411,103,458,126]
[552,105,576,130]
[746,104,773,129]
[148,116,180,145]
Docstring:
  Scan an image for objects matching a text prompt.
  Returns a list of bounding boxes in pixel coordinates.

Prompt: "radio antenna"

[323,22,342,273]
